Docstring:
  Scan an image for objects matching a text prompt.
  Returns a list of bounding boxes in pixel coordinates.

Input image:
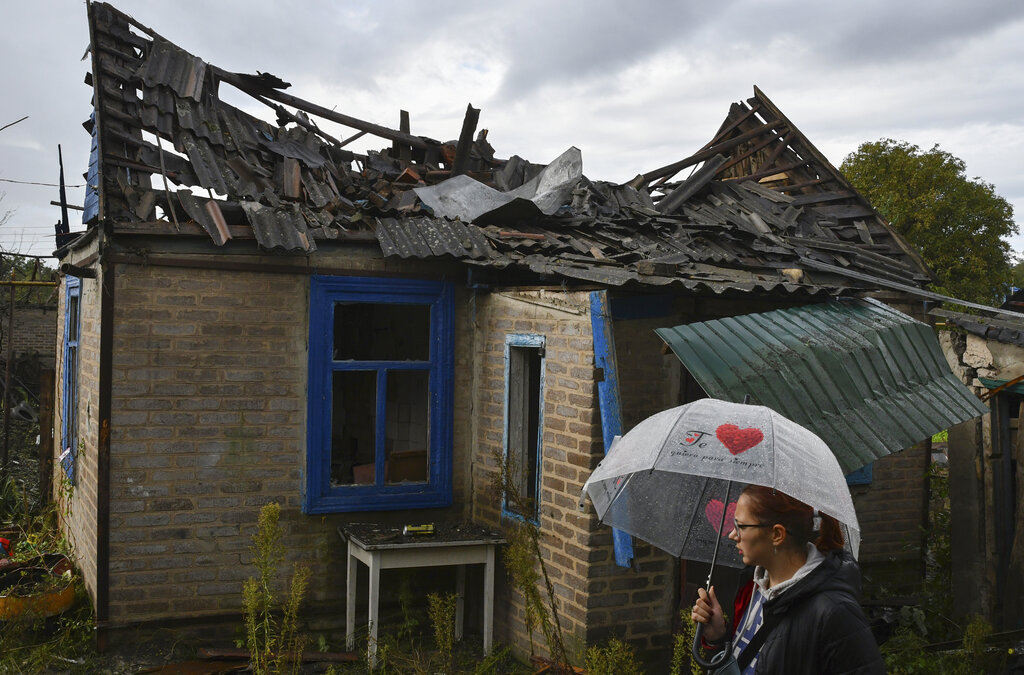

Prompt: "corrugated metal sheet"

[240,201,315,253]
[375,216,494,260]
[655,298,988,473]
[176,190,231,246]
[134,38,206,101]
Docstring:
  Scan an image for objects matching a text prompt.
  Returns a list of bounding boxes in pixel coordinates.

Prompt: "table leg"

[455,564,466,641]
[368,552,381,669]
[483,544,495,655]
[346,544,357,650]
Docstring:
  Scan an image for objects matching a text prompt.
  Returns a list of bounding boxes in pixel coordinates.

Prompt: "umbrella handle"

[692,622,731,670]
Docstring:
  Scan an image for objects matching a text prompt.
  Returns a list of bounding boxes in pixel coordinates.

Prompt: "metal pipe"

[0,280,58,287]
[95,232,115,651]
[59,263,97,279]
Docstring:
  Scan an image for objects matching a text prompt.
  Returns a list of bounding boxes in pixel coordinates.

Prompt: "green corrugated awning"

[656,297,988,473]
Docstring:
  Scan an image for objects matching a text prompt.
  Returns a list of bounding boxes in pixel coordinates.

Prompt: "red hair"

[741,485,844,553]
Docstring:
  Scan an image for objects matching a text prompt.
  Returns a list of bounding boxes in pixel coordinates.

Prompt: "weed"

[427,591,458,674]
[396,570,422,643]
[584,636,643,675]
[669,611,704,675]
[242,501,311,675]
[492,451,572,673]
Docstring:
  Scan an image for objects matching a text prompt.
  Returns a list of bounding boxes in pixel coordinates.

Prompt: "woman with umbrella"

[691,484,884,674]
[580,398,885,674]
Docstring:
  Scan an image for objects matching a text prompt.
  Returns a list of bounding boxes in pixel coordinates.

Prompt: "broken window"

[305,276,453,513]
[503,335,545,521]
[61,276,81,482]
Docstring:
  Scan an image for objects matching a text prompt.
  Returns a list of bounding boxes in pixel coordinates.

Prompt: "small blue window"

[502,334,545,523]
[304,276,454,513]
[61,276,81,482]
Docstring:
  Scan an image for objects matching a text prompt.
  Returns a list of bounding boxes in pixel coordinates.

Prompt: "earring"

[773,545,777,555]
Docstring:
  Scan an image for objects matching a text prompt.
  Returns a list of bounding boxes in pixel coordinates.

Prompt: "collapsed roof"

[80,2,932,297]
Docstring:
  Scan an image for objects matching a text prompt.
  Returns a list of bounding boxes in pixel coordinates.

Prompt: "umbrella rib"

[680,474,712,558]
[647,407,691,474]
[679,475,720,561]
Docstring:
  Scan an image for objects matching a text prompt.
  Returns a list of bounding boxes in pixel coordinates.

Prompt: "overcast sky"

[2,1,1023,260]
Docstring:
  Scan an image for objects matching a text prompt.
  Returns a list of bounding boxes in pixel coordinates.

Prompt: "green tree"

[0,252,57,305]
[840,139,1017,305]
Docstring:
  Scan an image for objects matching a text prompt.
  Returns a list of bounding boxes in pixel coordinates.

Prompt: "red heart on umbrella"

[705,500,737,536]
[716,424,763,455]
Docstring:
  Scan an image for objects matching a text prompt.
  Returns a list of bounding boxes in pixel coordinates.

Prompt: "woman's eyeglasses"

[733,519,771,532]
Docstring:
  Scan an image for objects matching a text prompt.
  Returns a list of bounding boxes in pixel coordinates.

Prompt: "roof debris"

[82,2,931,296]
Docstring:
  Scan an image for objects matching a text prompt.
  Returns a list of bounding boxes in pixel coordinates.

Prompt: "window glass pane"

[68,295,80,340]
[331,371,377,486]
[66,346,78,447]
[385,370,430,484]
[333,302,430,361]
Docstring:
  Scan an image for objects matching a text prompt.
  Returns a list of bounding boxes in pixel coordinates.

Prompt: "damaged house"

[57,1,988,660]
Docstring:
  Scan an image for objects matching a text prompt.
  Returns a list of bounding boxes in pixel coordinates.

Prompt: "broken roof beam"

[746,87,848,191]
[452,104,481,176]
[217,67,433,151]
[642,119,787,185]
[734,158,813,185]
[750,129,793,178]
[697,101,762,154]
[393,110,412,165]
[655,155,728,214]
[715,127,789,178]
[251,92,349,150]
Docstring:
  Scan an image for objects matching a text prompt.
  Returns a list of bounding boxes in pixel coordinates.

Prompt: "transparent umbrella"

[580,398,860,568]
[579,398,861,671]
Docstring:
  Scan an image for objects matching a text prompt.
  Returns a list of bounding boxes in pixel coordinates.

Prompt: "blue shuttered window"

[502,334,545,523]
[304,276,454,513]
[61,276,81,482]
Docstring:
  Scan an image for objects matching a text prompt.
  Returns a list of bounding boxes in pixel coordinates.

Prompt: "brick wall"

[0,303,58,361]
[850,445,929,595]
[60,249,474,625]
[54,251,102,603]
[470,289,601,657]
[581,312,682,655]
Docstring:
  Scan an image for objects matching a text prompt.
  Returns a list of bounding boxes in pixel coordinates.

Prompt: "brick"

[149,498,195,511]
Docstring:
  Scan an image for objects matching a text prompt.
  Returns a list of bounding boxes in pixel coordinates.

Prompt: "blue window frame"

[61,276,81,482]
[304,275,454,513]
[502,334,545,522]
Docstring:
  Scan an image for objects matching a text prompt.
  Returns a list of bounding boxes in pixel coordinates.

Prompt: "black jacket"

[737,550,884,675]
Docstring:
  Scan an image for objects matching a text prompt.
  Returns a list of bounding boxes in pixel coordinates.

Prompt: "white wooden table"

[340,523,505,668]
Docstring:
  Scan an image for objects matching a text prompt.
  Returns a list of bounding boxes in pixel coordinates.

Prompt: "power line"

[0,117,29,133]
[0,250,55,259]
[0,178,88,188]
